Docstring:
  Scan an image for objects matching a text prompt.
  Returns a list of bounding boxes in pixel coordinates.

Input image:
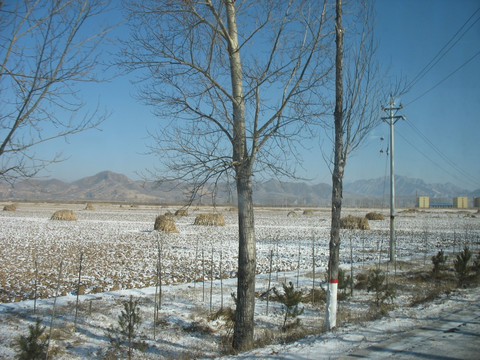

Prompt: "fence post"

[46,260,63,360]
[210,247,214,312]
[266,249,273,316]
[74,253,83,332]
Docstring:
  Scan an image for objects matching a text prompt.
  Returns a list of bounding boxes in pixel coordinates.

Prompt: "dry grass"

[3,204,17,211]
[51,210,77,221]
[194,213,225,226]
[340,215,370,230]
[85,203,95,211]
[303,209,314,216]
[175,209,188,217]
[287,211,298,218]
[154,215,179,233]
[401,208,419,213]
[301,288,326,304]
[182,320,215,335]
[365,212,385,220]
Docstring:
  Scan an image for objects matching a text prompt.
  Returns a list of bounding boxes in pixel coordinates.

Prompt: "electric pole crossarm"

[381,115,405,124]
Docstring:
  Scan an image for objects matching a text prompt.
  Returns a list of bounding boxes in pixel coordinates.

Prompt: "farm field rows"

[1,202,479,303]
[0,202,479,359]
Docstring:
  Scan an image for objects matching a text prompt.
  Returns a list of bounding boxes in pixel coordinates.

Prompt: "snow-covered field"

[0,202,479,359]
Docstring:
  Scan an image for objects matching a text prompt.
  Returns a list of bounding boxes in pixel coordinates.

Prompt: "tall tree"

[0,0,112,183]
[326,0,345,331]
[121,0,331,350]
[326,0,387,330]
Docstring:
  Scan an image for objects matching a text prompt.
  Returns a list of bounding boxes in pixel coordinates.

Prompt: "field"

[0,202,479,358]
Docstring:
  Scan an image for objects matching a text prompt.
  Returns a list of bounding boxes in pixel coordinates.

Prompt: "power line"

[398,120,480,189]
[406,49,480,106]
[403,7,480,95]
[384,8,480,191]
[395,129,465,186]
[404,119,479,184]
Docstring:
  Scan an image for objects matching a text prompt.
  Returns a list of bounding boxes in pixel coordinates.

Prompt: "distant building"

[473,197,480,208]
[416,196,429,208]
[430,202,453,208]
[453,197,468,209]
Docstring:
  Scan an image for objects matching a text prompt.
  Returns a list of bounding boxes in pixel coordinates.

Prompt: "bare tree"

[0,0,113,183]
[121,0,332,350]
[326,0,389,330]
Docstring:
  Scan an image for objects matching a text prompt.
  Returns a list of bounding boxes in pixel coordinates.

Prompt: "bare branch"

[121,0,333,188]
[0,0,114,182]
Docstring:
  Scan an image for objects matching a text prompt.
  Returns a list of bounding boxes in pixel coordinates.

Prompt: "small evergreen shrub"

[338,268,352,298]
[354,272,368,290]
[454,247,472,286]
[473,252,480,277]
[107,296,145,360]
[367,269,395,306]
[273,282,304,331]
[16,318,48,360]
[432,249,448,277]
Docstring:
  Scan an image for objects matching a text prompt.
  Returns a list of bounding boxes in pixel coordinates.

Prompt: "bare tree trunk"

[223,1,256,351]
[121,0,331,350]
[233,172,256,351]
[326,0,344,331]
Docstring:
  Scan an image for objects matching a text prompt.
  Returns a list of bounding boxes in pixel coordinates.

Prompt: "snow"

[231,287,480,360]
[0,203,479,359]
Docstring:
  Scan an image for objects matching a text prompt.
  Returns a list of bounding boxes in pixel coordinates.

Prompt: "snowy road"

[340,299,480,360]
[224,288,480,360]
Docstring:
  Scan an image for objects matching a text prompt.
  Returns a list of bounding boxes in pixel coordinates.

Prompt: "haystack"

[194,213,225,226]
[340,215,370,230]
[85,203,95,211]
[154,215,179,233]
[287,211,298,218]
[51,210,77,221]
[303,209,314,216]
[175,209,188,217]
[3,204,17,211]
[365,212,385,220]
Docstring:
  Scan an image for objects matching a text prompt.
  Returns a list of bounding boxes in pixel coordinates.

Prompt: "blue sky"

[36,0,480,191]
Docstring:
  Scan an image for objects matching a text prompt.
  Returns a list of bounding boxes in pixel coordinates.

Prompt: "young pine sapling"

[108,296,145,360]
[273,281,304,331]
[16,318,48,360]
[432,249,448,277]
[367,268,396,307]
[454,247,472,286]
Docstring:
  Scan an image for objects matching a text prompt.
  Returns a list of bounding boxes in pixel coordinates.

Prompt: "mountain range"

[0,170,478,207]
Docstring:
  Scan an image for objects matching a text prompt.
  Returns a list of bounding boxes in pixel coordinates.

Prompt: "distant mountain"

[344,175,468,198]
[0,171,477,207]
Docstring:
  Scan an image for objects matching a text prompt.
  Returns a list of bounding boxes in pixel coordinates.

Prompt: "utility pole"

[381,96,405,263]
